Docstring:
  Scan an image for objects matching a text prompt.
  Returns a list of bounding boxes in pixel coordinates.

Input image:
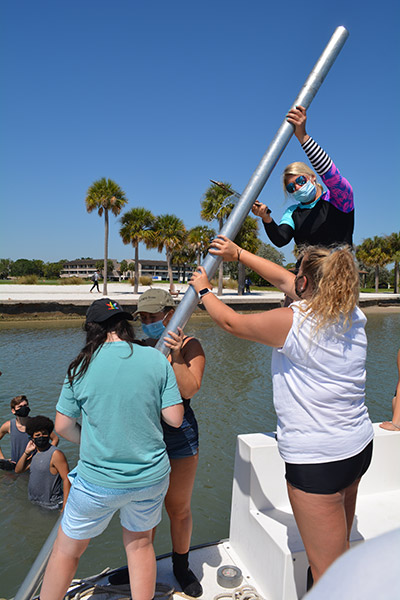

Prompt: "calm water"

[0,312,399,597]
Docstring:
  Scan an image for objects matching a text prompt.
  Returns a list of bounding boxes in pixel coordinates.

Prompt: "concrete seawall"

[0,283,399,319]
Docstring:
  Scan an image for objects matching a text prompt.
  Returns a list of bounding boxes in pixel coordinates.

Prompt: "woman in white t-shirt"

[190,236,373,588]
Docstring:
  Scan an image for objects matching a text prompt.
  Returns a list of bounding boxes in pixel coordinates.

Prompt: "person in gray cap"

[40,297,183,600]
[134,288,205,598]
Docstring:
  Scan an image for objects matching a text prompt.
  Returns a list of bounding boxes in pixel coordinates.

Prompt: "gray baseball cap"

[133,289,175,317]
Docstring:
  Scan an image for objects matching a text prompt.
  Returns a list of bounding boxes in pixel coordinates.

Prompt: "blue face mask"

[292,180,317,204]
[141,319,166,339]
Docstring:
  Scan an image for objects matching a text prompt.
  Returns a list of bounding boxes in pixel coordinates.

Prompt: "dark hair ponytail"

[67,315,136,385]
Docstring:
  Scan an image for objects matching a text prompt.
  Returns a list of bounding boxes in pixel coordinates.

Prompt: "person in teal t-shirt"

[40,298,183,600]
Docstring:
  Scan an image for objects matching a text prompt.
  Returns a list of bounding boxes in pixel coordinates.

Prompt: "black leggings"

[285,441,373,494]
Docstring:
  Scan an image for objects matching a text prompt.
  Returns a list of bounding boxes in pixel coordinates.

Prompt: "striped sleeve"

[301,137,332,176]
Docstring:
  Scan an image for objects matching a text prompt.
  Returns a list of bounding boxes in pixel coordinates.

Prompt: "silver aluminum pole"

[160,25,350,356]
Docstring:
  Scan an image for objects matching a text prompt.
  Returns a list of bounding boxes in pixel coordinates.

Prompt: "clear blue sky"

[1,0,399,265]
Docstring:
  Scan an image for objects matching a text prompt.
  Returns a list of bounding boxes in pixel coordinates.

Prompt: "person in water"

[380,348,400,431]
[40,298,183,600]
[0,395,58,471]
[15,415,70,510]
[252,105,354,252]
[190,236,373,587]
[135,288,205,598]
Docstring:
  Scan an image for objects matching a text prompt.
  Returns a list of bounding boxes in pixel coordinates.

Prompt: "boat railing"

[14,516,61,600]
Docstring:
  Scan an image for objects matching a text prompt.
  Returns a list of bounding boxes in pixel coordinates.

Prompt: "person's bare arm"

[190,267,293,348]
[0,420,11,460]
[14,439,36,473]
[161,403,184,428]
[209,235,298,298]
[51,450,71,510]
[50,431,59,447]
[164,330,206,399]
[55,412,81,444]
[380,349,400,431]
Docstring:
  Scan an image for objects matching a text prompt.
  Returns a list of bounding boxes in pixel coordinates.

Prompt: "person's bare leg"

[40,528,90,600]
[123,528,156,600]
[164,454,198,553]
[343,478,361,548]
[287,483,347,583]
[164,453,202,596]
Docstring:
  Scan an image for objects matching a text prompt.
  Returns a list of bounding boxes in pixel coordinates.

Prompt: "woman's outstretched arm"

[190,267,293,348]
[209,235,298,298]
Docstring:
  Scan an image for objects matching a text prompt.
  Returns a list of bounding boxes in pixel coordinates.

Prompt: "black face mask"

[14,406,30,418]
[32,436,50,449]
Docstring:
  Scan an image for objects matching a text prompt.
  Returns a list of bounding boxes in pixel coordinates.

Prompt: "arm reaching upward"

[190,266,293,348]
[209,235,298,298]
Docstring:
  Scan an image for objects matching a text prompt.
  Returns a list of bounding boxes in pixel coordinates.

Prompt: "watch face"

[199,288,210,296]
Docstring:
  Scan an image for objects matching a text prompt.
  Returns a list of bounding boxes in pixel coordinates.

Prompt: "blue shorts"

[162,404,199,459]
[61,474,170,540]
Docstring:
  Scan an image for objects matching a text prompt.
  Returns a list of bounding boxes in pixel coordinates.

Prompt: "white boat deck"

[25,425,400,600]
[156,541,265,598]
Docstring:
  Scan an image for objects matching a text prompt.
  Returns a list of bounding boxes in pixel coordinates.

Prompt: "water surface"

[0,312,398,597]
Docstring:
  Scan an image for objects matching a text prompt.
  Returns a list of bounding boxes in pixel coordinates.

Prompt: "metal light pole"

[156,25,349,355]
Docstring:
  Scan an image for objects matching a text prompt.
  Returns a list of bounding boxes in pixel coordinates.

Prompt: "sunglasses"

[286,175,307,194]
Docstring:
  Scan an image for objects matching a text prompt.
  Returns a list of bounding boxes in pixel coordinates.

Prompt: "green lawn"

[360,287,396,293]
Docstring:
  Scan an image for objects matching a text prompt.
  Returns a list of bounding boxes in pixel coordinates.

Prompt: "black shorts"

[285,440,373,494]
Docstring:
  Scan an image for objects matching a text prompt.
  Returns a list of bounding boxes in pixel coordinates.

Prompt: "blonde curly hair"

[298,245,359,331]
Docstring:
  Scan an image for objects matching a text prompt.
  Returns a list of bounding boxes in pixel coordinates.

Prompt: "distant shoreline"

[0,282,398,321]
[0,303,399,323]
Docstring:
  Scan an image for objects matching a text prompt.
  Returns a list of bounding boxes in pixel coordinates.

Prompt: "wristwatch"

[198,288,212,299]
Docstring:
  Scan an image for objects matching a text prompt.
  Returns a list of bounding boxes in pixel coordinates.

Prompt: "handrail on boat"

[14,516,61,600]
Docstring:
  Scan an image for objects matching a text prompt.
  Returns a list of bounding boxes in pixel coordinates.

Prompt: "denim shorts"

[61,474,170,540]
[162,404,199,459]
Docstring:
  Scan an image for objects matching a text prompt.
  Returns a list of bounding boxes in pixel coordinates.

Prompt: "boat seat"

[228,424,400,600]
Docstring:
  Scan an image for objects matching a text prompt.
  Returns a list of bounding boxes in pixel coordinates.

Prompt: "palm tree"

[356,236,392,292]
[171,241,196,284]
[234,216,260,294]
[385,232,400,294]
[201,181,235,295]
[120,207,155,294]
[85,178,128,295]
[187,225,216,266]
[149,214,186,289]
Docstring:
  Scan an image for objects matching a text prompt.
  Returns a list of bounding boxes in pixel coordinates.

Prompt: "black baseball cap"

[86,298,133,323]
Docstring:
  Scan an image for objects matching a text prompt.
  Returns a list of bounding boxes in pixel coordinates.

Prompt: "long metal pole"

[156,25,349,354]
